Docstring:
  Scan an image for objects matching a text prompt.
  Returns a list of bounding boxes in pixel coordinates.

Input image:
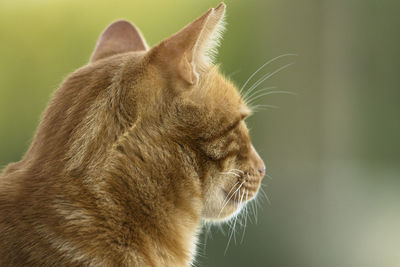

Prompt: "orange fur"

[0,3,264,266]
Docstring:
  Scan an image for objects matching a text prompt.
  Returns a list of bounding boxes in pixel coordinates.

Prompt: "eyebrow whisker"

[239,53,297,94]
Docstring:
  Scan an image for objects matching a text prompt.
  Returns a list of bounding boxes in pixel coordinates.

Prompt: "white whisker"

[251,200,256,224]
[241,190,249,243]
[218,181,244,217]
[243,62,295,104]
[244,86,277,102]
[250,104,280,112]
[202,223,212,252]
[230,168,244,174]
[247,90,297,105]
[224,193,241,254]
[242,72,271,100]
[217,223,226,235]
[239,53,297,94]
[228,69,241,78]
[234,189,246,243]
[254,200,258,224]
[220,171,240,177]
[220,181,240,206]
[259,186,271,206]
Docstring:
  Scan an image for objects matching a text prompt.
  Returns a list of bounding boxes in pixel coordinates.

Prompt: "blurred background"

[1,0,399,266]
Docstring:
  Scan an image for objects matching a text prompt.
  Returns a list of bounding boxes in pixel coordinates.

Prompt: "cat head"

[85,3,265,221]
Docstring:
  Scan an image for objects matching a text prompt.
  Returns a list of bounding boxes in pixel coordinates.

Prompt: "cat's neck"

[10,58,205,265]
[87,120,204,266]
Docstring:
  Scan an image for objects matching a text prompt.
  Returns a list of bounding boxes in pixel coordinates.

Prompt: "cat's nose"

[258,166,266,177]
[250,144,265,179]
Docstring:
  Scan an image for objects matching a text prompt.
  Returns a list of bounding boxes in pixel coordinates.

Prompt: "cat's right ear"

[90,20,148,63]
[148,3,226,86]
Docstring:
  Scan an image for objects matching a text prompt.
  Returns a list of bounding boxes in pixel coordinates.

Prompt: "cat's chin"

[220,203,246,221]
[202,200,246,223]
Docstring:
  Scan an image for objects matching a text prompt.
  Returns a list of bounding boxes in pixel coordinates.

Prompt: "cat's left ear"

[90,20,148,63]
[149,3,226,85]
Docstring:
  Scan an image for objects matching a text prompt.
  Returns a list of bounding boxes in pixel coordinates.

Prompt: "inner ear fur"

[90,20,148,63]
[148,2,226,85]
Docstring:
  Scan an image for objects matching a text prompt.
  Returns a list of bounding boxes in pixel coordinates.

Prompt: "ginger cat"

[0,3,265,266]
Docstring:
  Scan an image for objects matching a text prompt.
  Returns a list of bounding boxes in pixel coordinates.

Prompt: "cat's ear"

[149,2,226,85]
[90,20,148,63]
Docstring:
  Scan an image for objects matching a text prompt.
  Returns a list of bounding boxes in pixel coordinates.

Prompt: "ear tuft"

[90,20,148,63]
[148,2,226,86]
[195,2,226,69]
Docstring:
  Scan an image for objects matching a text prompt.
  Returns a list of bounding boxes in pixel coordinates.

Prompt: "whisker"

[242,72,271,100]
[217,223,226,236]
[220,182,244,214]
[239,53,297,94]
[233,190,245,244]
[250,104,280,112]
[259,186,271,206]
[228,69,241,78]
[251,201,257,224]
[235,189,246,243]
[254,200,259,224]
[220,181,240,206]
[243,62,295,104]
[244,86,277,103]
[245,87,286,103]
[219,182,240,217]
[224,218,237,254]
[220,171,241,177]
[246,197,254,225]
[247,90,297,105]
[225,189,244,254]
[218,181,244,217]
[241,191,249,243]
[230,169,244,174]
[202,223,212,252]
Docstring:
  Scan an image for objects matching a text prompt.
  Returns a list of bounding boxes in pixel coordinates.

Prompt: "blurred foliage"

[1,0,400,266]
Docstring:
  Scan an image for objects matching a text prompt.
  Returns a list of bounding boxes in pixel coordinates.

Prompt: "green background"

[1,0,399,266]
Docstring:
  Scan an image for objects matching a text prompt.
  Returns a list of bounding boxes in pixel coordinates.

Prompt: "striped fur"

[0,3,264,266]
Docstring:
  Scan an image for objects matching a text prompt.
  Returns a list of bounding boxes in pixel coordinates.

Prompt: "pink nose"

[250,144,265,179]
[258,166,266,178]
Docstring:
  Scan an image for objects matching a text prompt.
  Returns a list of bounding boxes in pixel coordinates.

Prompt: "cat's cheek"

[200,184,225,220]
[201,189,240,222]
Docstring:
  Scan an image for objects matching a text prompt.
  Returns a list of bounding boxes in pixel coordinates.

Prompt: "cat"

[0,3,265,266]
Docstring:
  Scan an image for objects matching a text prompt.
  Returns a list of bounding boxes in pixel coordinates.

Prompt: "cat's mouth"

[221,172,262,205]
[222,187,257,205]
[215,165,265,219]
